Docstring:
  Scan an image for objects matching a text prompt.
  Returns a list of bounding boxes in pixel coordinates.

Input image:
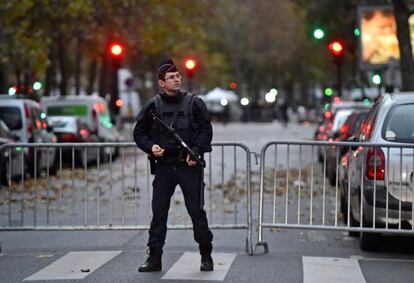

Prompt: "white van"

[41,95,118,143]
[0,97,57,176]
[41,95,120,160]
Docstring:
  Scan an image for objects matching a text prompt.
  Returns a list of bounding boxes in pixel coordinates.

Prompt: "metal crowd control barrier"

[0,142,253,255]
[256,140,414,253]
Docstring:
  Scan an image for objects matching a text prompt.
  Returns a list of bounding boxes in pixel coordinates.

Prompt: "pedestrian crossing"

[302,256,366,283]
[162,252,236,281]
[22,251,236,282]
[24,251,122,281]
[12,251,404,282]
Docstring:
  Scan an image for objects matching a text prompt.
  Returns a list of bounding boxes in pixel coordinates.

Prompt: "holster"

[148,155,157,175]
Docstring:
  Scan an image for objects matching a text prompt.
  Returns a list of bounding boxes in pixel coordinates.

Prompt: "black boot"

[199,243,214,271]
[138,247,162,272]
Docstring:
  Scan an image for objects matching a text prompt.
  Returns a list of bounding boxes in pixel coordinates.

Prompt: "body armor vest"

[149,94,197,155]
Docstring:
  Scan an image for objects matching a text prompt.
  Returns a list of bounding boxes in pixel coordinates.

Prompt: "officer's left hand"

[186,154,196,167]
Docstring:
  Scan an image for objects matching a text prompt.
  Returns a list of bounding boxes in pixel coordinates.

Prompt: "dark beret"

[157,59,178,80]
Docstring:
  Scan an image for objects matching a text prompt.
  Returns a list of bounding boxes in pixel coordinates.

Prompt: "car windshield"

[0,106,22,130]
[332,109,352,132]
[383,104,414,143]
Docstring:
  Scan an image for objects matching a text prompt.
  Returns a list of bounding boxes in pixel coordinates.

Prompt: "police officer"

[133,59,214,272]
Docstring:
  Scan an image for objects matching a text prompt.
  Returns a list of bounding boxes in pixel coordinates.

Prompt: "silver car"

[348,92,414,250]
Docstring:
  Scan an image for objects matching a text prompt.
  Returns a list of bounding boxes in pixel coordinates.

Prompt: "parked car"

[0,119,24,185]
[41,95,120,159]
[337,110,370,223]
[0,98,57,177]
[347,92,414,250]
[326,108,371,185]
[315,101,371,164]
[49,116,99,166]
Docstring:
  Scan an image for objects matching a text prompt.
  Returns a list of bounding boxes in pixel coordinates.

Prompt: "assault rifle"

[150,111,206,209]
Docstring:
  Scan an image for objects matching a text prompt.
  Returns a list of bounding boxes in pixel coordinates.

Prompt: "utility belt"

[148,149,188,174]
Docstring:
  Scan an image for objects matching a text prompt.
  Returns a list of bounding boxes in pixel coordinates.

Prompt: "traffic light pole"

[334,59,343,97]
[187,76,193,92]
[110,58,120,117]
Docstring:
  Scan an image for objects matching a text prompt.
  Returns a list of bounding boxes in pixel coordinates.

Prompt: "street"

[1,120,414,282]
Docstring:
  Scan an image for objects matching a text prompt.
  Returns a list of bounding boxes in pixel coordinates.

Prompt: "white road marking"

[24,251,121,281]
[351,255,414,263]
[162,252,236,281]
[303,256,366,283]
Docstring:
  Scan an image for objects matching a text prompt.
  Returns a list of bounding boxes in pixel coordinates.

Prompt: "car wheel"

[340,193,348,224]
[27,153,41,178]
[0,158,8,185]
[348,214,360,237]
[359,232,379,251]
[329,169,336,186]
[75,149,87,168]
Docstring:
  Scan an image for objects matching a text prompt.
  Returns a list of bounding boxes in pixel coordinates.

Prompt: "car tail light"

[340,123,350,140]
[366,147,385,180]
[59,133,78,142]
[341,153,350,167]
[79,128,89,141]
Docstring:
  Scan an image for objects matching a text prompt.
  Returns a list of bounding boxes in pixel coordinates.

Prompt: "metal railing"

[0,142,253,255]
[256,140,414,253]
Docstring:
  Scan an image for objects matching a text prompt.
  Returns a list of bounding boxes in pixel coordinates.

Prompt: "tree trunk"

[87,58,97,95]
[99,52,109,98]
[23,64,30,95]
[44,42,56,97]
[75,36,82,95]
[15,68,21,92]
[392,0,414,91]
[57,38,68,95]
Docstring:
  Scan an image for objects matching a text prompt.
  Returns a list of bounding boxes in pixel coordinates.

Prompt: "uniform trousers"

[148,162,213,248]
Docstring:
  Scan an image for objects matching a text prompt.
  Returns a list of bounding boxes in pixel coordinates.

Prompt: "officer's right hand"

[152,144,165,157]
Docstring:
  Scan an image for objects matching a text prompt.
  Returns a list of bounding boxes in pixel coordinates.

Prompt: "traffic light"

[108,41,125,116]
[313,28,325,40]
[328,40,345,57]
[184,59,197,78]
[230,82,238,90]
[324,87,333,97]
[371,72,382,85]
[110,43,124,58]
[328,40,345,97]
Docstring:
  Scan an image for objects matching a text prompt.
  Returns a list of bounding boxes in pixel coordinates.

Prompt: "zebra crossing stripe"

[162,252,236,281]
[302,256,366,283]
[24,251,121,281]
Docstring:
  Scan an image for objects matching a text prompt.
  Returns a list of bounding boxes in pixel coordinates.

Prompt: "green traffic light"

[324,103,330,110]
[324,88,333,96]
[354,28,360,37]
[363,98,370,105]
[33,81,42,91]
[372,74,382,85]
[313,28,325,40]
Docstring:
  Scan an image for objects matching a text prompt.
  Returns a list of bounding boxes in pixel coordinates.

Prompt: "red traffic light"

[328,40,345,56]
[110,43,124,57]
[185,59,196,70]
[230,82,238,90]
[115,98,123,107]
